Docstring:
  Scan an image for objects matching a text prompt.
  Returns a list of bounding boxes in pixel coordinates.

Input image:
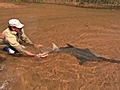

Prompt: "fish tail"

[104,59,120,63]
[98,57,120,63]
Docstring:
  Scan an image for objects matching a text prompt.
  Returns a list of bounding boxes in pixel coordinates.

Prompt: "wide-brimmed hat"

[8,19,24,28]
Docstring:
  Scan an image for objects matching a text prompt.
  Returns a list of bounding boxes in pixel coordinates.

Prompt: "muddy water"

[0,3,120,90]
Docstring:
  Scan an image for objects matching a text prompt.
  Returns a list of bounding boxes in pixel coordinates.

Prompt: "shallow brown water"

[0,2,120,90]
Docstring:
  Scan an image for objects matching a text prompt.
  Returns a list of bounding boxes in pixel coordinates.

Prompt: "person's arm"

[25,50,48,57]
[24,50,35,56]
[21,29,34,44]
[21,29,43,48]
[6,35,47,57]
[11,43,47,57]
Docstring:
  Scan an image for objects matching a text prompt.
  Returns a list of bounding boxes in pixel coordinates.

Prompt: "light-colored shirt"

[2,28,33,55]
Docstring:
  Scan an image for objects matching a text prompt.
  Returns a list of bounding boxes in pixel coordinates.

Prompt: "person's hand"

[34,44,43,48]
[35,53,48,58]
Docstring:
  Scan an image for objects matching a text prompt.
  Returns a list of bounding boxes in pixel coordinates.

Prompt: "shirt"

[2,28,33,55]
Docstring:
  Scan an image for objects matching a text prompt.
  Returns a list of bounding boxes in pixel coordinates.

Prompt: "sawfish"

[44,43,120,65]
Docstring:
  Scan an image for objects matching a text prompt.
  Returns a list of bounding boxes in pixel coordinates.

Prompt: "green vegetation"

[1,0,120,6]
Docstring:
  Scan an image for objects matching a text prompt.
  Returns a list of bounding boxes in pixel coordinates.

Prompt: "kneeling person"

[0,19,48,58]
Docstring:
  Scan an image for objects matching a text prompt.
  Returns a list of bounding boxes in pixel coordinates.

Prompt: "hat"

[8,19,24,28]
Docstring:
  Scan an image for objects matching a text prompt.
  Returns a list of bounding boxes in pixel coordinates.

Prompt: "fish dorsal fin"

[52,43,60,51]
[66,43,74,47]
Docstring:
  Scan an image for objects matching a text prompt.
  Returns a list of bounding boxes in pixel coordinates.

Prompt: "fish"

[45,43,120,65]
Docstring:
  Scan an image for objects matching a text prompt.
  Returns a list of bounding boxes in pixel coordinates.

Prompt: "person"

[0,18,48,58]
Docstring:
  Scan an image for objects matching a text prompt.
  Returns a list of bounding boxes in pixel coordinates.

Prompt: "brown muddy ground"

[0,2,120,90]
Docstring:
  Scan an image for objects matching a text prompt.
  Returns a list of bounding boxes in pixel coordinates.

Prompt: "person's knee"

[3,46,18,54]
